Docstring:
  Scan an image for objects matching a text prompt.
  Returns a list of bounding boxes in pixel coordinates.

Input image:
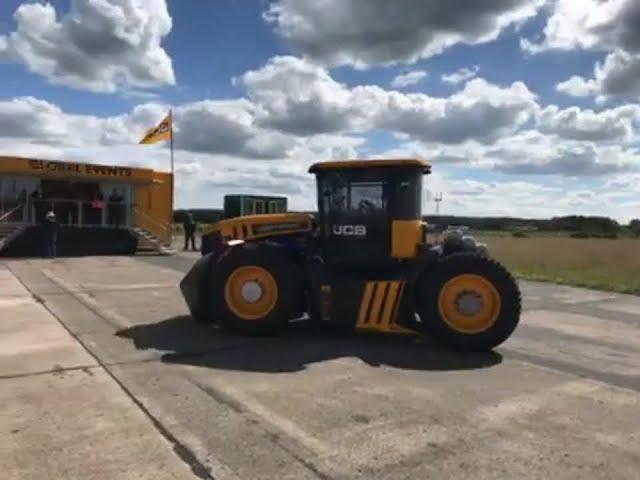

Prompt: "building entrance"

[39,179,103,226]
[37,179,131,227]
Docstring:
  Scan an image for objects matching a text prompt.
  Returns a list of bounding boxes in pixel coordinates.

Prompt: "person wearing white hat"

[43,210,59,258]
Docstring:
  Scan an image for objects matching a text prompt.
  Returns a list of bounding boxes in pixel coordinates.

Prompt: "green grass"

[476,234,640,295]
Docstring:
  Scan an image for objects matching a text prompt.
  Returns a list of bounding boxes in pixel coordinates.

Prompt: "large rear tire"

[209,244,303,335]
[416,253,521,351]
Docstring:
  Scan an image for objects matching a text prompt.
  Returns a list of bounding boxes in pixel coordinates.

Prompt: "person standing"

[88,189,104,225]
[31,188,41,221]
[183,213,198,251]
[18,188,27,222]
[108,188,122,226]
[43,211,59,258]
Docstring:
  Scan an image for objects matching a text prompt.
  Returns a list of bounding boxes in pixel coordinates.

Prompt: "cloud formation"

[523,0,640,100]
[240,56,537,144]
[391,70,427,88]
[442,66,480,85]
[536,105,640,142]
[265,0,545,67]
[0,0,175,93]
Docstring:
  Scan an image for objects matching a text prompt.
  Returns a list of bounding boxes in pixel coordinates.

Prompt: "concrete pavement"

[0,264,205,480]
[2,254,640,479]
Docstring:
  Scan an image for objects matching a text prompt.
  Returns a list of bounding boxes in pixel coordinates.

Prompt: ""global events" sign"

[28,159,133,177]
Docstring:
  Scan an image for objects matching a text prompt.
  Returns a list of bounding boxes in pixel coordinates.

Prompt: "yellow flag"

[139,112,172,144]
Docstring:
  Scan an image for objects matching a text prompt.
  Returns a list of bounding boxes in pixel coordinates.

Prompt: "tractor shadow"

[116,315,502,373]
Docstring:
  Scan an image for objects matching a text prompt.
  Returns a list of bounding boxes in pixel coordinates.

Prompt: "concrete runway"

[2,253,639,479]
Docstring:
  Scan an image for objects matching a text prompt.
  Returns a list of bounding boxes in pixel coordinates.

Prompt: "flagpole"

[170,109,174,243]
[170,109,174,175]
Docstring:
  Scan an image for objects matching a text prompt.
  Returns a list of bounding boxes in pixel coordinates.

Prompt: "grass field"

[477,233,640,295]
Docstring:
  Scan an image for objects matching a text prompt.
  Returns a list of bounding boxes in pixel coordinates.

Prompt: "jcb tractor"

[180,159,521,351]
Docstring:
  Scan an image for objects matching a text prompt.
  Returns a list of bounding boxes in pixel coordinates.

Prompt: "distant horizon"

[173,206,635,225]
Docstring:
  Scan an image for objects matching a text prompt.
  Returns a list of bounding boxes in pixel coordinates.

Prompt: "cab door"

[317,171,390,265]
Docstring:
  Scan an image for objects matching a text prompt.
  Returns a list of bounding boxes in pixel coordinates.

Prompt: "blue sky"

[0,0,639,220]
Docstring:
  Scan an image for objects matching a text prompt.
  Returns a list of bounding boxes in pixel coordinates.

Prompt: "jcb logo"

[332,224,367,236]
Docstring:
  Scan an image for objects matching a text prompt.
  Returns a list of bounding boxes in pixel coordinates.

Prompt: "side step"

[131,227,176,256]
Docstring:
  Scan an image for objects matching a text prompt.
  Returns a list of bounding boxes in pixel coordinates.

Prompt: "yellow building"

[0,156,173,255]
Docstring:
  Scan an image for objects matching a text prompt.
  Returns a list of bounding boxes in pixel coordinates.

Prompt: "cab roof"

[308,158,430,174]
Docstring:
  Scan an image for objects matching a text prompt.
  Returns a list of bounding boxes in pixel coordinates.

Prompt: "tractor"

[180,159,521,351]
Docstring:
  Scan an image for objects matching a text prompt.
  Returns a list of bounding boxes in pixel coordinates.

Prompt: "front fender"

[180,252,215,322]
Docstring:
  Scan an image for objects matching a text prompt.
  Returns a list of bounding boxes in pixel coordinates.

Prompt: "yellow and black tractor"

[180,159,521,351]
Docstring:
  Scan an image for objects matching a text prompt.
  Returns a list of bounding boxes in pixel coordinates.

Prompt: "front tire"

[416,253,521,351]
[209,244,303,335]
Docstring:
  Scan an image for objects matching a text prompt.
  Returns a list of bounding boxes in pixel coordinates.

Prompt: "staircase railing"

[132,207,172,245]
[0,203,25,223]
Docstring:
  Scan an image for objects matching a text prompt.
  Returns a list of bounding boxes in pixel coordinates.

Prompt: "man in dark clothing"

[108,189,123,226]
[43,211,59,258]
[183,213,198,251]
[31,189,42,223]
[18,188,27,222]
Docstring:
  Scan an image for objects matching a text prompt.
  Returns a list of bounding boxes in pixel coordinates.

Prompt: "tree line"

[174,209,640,237]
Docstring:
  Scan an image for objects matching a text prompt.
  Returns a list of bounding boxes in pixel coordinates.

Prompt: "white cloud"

[0,0,175,93]
[377,78,537,144]
[441,66,480,84]
[555,76,598,97]
[391,70,427,88]
[240,56,363,135]
[0,97,70,140]
[605,173,640,192]
[265,0,546,67]
[380,118,640,177]
[536,104,640,142]
[556,50,640,100]
[174,100,295,159]
[0,96,281,157]
[521,0,640,54]
[240,56,537,144]
[488,131,638,176]
[417,170,639,222]
[524,0,640,100]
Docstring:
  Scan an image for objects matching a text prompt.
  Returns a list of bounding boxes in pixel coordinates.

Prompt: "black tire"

[416,252,521,351]
[208,244,303,335]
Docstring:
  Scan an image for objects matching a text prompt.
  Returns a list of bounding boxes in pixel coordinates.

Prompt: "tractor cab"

[309,159,430,265]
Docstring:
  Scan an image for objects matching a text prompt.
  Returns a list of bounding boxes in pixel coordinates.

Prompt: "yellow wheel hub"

[437,274,501,334]
[224,265,278,320]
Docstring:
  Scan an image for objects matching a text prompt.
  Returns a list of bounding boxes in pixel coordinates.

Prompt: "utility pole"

[434,192,443,215]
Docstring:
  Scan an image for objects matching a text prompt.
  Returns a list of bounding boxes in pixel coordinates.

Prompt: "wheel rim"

[224,265,278,320]
[437,274,501,334]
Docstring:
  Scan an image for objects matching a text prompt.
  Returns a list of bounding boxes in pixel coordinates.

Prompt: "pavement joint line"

[190,373,338,459]
[11,285,177,298]
[523,302,640,327]
[499,347,640,394]
[0,364,100,380]
[190,378,336,480]
[8,264,217,480]
[40,268,131,329]
[517,322,640,355]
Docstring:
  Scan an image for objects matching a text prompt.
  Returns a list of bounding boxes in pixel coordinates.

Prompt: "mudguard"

[179,252,215,323]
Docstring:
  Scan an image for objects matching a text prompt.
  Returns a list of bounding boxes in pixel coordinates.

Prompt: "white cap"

[45,211,56,219]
